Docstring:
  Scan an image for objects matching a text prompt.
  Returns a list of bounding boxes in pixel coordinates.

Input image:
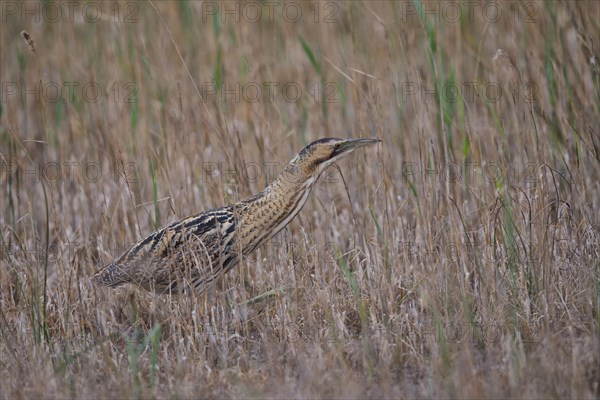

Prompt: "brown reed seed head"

[20,30,36,53]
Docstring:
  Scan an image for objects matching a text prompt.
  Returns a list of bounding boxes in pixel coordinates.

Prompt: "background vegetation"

[1,1,599,398]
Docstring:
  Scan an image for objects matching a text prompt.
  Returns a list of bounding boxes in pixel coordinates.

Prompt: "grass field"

[1,1,599,398]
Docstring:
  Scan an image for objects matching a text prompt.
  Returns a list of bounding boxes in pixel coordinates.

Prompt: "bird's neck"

[238,163,319,253]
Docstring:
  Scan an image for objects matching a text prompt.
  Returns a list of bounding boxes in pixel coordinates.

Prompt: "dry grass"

[1,1,599,398]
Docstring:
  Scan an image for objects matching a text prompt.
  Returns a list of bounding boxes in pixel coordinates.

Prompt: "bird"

[93,137,380,294]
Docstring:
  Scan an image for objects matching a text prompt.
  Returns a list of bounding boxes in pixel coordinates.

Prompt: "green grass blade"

[299,36,322,76]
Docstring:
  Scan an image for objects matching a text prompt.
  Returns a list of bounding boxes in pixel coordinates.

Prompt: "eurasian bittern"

[94,137,380,294]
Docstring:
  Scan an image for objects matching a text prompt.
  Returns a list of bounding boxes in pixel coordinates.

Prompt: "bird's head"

[284,137,381,183]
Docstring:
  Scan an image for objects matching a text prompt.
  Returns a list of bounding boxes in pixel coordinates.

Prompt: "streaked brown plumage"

[94,138,380,294]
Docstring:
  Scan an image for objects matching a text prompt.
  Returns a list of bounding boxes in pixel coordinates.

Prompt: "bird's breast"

[239,181,314,253]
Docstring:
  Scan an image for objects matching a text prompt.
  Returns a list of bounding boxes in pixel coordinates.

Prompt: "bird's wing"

[94,206,238,292]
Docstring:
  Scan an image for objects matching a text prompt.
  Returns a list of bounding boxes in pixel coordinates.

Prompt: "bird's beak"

[334,138,381,156]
